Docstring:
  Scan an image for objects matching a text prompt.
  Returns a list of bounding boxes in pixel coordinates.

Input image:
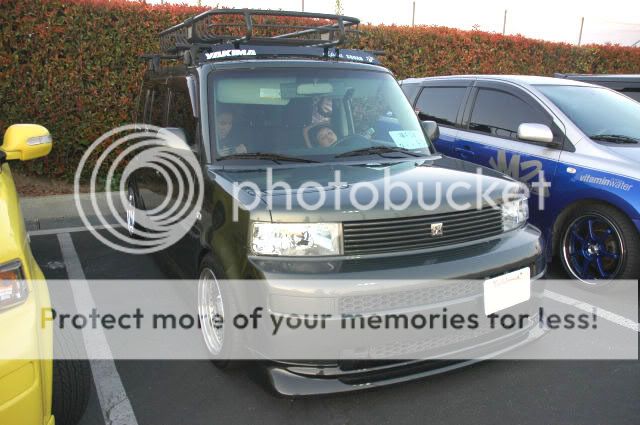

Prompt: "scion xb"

[127,10,546,394]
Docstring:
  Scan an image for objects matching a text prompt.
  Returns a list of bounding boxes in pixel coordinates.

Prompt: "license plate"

[483,267,531,315]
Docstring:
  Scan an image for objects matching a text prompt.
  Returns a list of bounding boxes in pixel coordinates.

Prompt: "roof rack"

[159,9,360,55]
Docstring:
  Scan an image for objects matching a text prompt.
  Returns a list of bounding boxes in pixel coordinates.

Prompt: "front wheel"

[52,329,91,425]
[560,204,640,287]
[197,254,241,368]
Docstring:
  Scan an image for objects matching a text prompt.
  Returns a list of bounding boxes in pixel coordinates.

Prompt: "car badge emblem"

[431,222,443,237]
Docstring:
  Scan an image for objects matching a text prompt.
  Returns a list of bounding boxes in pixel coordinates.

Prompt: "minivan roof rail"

[159,9,360,55]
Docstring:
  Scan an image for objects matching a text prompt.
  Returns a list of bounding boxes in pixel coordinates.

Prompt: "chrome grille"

[342,206,503,255]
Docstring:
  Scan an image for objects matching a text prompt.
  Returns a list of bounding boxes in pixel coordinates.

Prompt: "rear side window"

[136,88,150,123]
[415,87,466,127]
[149,87,168,127]
[168,89,197,146]
[469,89,547,140]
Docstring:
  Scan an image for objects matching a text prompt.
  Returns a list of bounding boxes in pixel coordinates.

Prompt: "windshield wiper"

[218,152,319,164]
[590,134,639,144]
[334,146,427,159]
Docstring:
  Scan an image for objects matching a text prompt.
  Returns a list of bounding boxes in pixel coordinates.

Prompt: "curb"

[20,192,125,231]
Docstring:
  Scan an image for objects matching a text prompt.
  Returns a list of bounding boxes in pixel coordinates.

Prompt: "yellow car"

[0,124,89,425]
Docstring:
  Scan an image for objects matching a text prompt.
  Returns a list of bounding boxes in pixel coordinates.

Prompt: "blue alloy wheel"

[562,214,624,283]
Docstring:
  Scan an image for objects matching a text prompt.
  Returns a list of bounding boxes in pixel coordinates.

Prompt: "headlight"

[502,198,529,231]
[250,223,342,256]
[0,260,28,311]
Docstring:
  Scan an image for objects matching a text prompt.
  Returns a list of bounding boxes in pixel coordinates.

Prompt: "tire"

[52,329,91,425]
[197,254,242,368]
[560,203,640,288]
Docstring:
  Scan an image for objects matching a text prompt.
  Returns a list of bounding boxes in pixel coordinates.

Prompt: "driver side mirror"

[517,123,554,144]
[1,124,52,162]
[421,120,440,142]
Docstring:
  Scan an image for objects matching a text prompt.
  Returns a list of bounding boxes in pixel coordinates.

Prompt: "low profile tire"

[560,203,640,288]
[52,329,91,425]
[197,254,241,368]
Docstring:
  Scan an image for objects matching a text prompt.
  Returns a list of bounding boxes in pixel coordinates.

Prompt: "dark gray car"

[127,9,546,395]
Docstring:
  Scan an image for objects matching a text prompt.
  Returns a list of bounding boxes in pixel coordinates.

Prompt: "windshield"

[207,67,433,163]
[535,84,640,142]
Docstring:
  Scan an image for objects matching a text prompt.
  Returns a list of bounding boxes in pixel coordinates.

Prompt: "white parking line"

[30,224,122,236]
[544,289,639,333]
[57,233,139,425]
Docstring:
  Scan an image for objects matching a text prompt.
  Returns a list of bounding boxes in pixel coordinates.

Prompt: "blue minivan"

[400,75,640,286]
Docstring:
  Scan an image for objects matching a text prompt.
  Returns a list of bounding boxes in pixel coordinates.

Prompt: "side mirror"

[158,127,190,150]
[421,120,440,142]
[517,123,554,144]
[1,124,52,161]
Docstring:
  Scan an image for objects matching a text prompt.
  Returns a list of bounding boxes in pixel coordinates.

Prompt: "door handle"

[455,147,475,158]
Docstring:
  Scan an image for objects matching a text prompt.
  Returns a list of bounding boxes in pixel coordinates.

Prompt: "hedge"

[2,0,640,179]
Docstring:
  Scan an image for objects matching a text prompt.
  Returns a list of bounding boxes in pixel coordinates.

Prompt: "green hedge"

[2,0,640,179]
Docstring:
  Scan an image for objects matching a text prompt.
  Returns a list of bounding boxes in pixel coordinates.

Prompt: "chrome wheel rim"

[562,213,624,284]
[126,187,136,236]
[198,268,224,356]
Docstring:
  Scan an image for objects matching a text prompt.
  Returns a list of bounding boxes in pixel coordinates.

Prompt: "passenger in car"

[312,96,333,124]
[216,108,248,155]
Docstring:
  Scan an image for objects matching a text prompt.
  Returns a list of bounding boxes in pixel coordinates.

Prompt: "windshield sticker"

[579,174,633,191]
[389,131,427,150]
[259,88,282,100]
[205,49,257,60]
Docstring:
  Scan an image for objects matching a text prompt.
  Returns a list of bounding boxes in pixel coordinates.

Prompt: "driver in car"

[216,108,248,156]
[304,123,338,148]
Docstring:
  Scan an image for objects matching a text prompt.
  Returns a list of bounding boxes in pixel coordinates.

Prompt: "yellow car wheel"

[52,329,91,425]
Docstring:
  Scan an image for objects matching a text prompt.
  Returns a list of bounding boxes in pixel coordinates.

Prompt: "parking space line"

[57,233,139,425]
[543,289,639,333]
[30,224,122,236]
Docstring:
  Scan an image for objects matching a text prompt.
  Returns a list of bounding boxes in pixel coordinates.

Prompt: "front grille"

[342,206,503,255]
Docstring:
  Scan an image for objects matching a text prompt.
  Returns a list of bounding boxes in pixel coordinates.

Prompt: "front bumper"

[0,296,50,425]
[259,314,544,396]
[237,225,546,394]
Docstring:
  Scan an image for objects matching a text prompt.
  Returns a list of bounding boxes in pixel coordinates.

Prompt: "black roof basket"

[159,9,361,55]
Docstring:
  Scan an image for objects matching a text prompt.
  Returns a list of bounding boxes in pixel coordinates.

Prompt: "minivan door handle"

[455,147,475,159]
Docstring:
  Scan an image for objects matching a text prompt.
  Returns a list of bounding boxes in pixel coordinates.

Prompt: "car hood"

[0,164,29,264]
[211,156,522,222]
[605,144,640,162]
[598,144,640,178]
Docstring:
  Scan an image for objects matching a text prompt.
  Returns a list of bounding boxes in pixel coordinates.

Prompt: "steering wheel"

[333,133,371,148]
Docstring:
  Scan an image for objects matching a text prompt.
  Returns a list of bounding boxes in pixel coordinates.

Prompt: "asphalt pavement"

[29,229,640,425]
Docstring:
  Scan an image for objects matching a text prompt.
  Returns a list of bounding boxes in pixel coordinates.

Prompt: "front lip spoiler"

[254,313,546,397]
